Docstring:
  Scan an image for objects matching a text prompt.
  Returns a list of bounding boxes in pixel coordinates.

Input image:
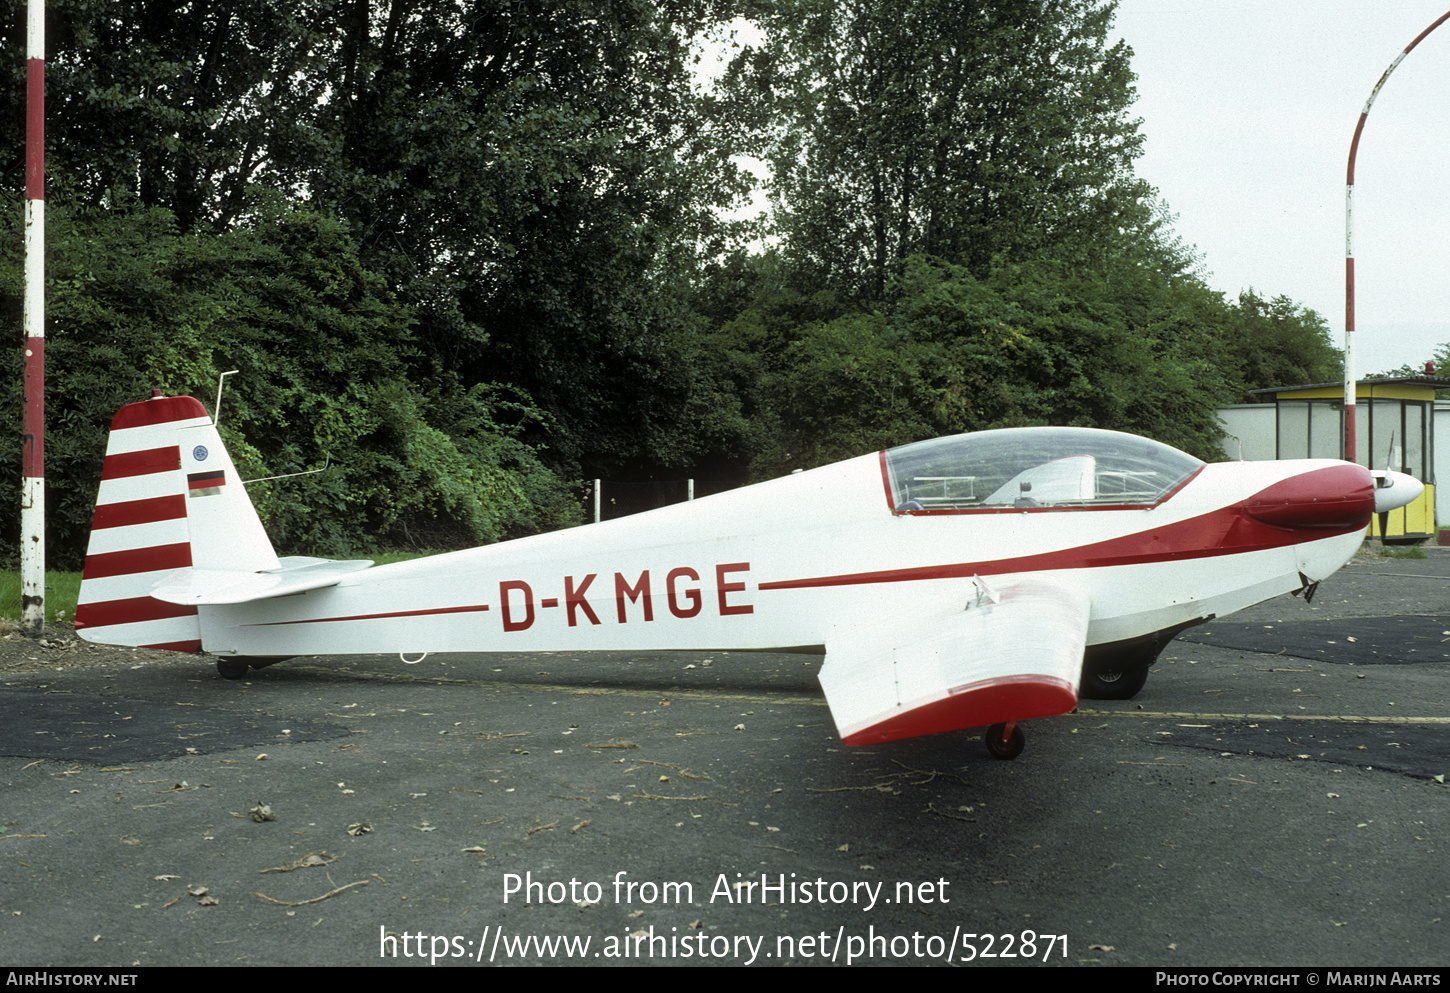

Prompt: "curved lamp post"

[1344,9,1450,463]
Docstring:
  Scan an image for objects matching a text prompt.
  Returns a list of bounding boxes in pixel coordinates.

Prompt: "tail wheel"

[215,656,293,680]
[216,657,250,680]
[983,722,1024,760]
[1081,666,1149,700]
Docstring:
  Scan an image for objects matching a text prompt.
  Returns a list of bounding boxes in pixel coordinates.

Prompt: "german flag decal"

[187,469,225,497]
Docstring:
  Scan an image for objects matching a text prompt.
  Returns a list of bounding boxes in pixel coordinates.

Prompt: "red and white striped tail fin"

[74,394,280,651]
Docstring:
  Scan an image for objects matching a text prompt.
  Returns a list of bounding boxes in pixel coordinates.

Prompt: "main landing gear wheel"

[984,722,1025,760]
[216,657,250,680]
[1080,666,1149,701]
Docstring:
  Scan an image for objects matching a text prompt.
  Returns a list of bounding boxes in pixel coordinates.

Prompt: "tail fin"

[74,394,280,650]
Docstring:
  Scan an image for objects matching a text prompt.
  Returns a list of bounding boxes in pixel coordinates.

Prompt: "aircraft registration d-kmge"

[75,393,1421,759]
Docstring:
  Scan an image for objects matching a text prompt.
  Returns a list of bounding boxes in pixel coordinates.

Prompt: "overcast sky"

[1113,1,1450,376]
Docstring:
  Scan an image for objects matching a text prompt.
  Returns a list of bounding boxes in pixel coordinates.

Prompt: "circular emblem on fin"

[193,445,209,462]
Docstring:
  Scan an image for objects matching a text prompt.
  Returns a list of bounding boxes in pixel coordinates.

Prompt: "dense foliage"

[722,0,1155,295]
[1,1,1341,568]
[0,195,582,561]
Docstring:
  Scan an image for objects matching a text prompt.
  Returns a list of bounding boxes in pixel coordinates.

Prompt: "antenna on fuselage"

[212,370,239,427]
[210,370,333,487]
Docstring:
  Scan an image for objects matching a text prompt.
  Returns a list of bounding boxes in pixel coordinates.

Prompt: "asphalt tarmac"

[1,550,1447,968]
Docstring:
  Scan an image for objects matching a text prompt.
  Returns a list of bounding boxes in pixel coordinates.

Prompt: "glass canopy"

[882,428,1203,513]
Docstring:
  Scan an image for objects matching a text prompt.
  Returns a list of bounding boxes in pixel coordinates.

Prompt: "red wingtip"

[842,675,1078,746]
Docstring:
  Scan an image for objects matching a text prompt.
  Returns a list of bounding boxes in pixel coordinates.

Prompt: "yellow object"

[1262,377,1443,542]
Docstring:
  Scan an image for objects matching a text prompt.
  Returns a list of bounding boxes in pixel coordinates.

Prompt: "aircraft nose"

[1242,463,1374,530]
[1372,470,1424,514]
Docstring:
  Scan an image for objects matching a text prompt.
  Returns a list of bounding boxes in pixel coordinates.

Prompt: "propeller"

[1378,431,1394,543]
[1368,431,1424,543]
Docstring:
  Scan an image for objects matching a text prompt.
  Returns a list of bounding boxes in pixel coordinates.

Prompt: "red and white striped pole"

[21,0,45,635]
[1344,9,1450,464]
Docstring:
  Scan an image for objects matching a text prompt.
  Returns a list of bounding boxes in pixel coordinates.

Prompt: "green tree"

[704,253,1270,478]
[3,1,757,481]
[301,1,755,476]
[1217,291,1342,400]
[723,0,1154,299]
[7,0,335,231]
[0,194,578,567]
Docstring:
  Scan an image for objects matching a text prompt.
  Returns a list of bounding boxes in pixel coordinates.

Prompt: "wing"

[818,577,1090,745]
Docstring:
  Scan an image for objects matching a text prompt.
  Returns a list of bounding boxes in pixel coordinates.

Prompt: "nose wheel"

[984,721,1024,760]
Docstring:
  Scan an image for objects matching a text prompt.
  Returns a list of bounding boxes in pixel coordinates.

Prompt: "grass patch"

[0,571,82,625]
[1381,545,1429,560]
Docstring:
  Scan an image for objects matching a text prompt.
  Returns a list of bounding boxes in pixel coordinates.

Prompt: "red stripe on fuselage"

[762,471,1371,593]
[247,603,492,627]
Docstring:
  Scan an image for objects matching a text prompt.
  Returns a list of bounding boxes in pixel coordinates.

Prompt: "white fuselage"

[200,454,1363,660]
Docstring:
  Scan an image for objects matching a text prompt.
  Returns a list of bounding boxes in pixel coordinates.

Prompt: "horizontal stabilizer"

[819,577,1089,745]
[151,557,375,606]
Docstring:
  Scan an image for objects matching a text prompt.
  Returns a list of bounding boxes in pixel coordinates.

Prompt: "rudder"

[74,393,280,650]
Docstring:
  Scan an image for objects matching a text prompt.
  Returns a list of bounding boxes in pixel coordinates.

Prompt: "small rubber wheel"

[983,723,1025,760]
[1081,666,1149,700]
[216,657,250,680]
